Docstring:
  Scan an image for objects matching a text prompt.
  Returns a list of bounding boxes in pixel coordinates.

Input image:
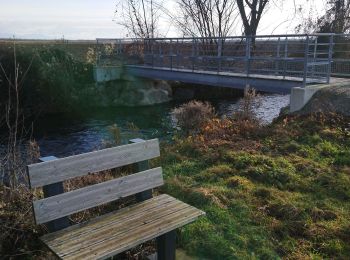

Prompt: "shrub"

[0,44,94,116]
[233,86,261,123]
[172,100,216,134]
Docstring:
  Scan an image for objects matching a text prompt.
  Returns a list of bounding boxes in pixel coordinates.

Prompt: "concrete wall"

[92,65,172,106]
[290,81,350,112]
[93,66,122,82]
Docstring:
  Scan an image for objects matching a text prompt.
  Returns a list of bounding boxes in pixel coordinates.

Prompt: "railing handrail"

[96,33,338,42]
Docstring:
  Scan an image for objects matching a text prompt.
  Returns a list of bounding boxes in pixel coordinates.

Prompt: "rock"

[93,78,172,107]
[300,84,350,116]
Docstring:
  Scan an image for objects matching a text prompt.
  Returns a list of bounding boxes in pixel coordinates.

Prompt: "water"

[217,94,290,123]
[27,94,289,158]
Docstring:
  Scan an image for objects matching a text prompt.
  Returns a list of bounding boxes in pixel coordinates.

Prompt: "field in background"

[0,39,96,61]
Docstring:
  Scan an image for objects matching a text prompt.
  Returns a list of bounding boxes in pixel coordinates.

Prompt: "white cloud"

[0,0,328,40]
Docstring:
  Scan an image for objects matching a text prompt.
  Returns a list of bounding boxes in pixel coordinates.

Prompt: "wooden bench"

[27,138,205,260]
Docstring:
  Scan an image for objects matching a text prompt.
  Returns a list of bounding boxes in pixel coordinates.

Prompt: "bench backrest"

[27,139,162,227]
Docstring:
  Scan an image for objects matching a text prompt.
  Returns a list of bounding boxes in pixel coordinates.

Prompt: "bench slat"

[41,195,177,245]
[40,194,205,260]
[52,199,183,252]
[33,167,163,224]
[27,139,160,188]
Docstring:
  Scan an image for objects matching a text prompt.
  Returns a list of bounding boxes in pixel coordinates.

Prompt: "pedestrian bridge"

[95,34,347,94]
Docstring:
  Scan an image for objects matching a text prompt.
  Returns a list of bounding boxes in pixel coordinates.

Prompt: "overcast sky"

[0,0,327,40]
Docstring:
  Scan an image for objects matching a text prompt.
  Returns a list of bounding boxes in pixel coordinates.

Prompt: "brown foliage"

[189,115,263,152]
[172,100,216,134]
[0,185,50,259]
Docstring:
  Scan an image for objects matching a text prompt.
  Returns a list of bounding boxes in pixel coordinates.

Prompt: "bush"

[233,86,261,122]
[172,100,216,134]
[0,44,94,116]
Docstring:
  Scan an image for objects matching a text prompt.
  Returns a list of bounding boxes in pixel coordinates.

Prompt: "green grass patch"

[161,113,350,259]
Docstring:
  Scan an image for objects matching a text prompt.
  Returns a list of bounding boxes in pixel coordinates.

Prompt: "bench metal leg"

[40,156,70,232]
[157,231,176,260]
[135,189,153,202]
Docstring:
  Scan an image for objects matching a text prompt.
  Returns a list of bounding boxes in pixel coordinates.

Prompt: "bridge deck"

[127,65,347,94]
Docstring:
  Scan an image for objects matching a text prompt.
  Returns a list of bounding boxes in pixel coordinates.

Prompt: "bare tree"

[0,42,34,188]
[236,0,270,37]
[114,0,161,38]
[296,0,350,34]
[331,0,350,33]
[176,0,239,38]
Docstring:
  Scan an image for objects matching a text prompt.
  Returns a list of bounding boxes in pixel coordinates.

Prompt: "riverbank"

[160,112,350,259]
[1,111,349,259]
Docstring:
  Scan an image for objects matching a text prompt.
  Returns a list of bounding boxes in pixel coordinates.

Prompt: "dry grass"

[172,100,216,135]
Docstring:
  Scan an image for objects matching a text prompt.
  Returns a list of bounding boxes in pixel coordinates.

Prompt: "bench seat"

[41,194,205,260]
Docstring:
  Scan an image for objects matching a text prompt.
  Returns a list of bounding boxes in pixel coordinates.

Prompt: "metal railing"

[332,34,350,77]
[96,34,337,87]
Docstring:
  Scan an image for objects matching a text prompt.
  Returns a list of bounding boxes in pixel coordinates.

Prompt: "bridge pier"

[290,81,350,112]
[93,65,122,82]
[290,86,325,112]
[92,65,172,106]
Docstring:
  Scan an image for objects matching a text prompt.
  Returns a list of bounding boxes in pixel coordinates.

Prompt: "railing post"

[218,38,222,73]
[143,39,147,66]
[39,156,70,232]
[245,36,251,76]
[192,38,195,71]
[283,37,289,79]
[312,36,318,78]
[159,41,163,67]
[327,34,334,83]
[197,38,200,56]
[275,37,281,75]
[151,39,154,68]
[96,39,100,65]
[118,39,122,55]
[303,35,310,87]
[176,39,179,69]
[170,39,173,70]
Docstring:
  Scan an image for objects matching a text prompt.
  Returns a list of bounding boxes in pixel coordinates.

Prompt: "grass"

[160,112,350,259]
[1,110,349,259]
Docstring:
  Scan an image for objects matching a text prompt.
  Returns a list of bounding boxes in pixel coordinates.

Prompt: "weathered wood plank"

[41,195,196,249]
[40,195,205,260]
[44,197,179,248]
[52,201,187,255]
[50,198,186,251]
[33,167,163,224]
[66,207,203,260]
[27,139,160,188]
[41,194,175,243]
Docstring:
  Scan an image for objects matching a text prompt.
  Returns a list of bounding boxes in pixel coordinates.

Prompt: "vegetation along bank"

[1,96,350,259]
